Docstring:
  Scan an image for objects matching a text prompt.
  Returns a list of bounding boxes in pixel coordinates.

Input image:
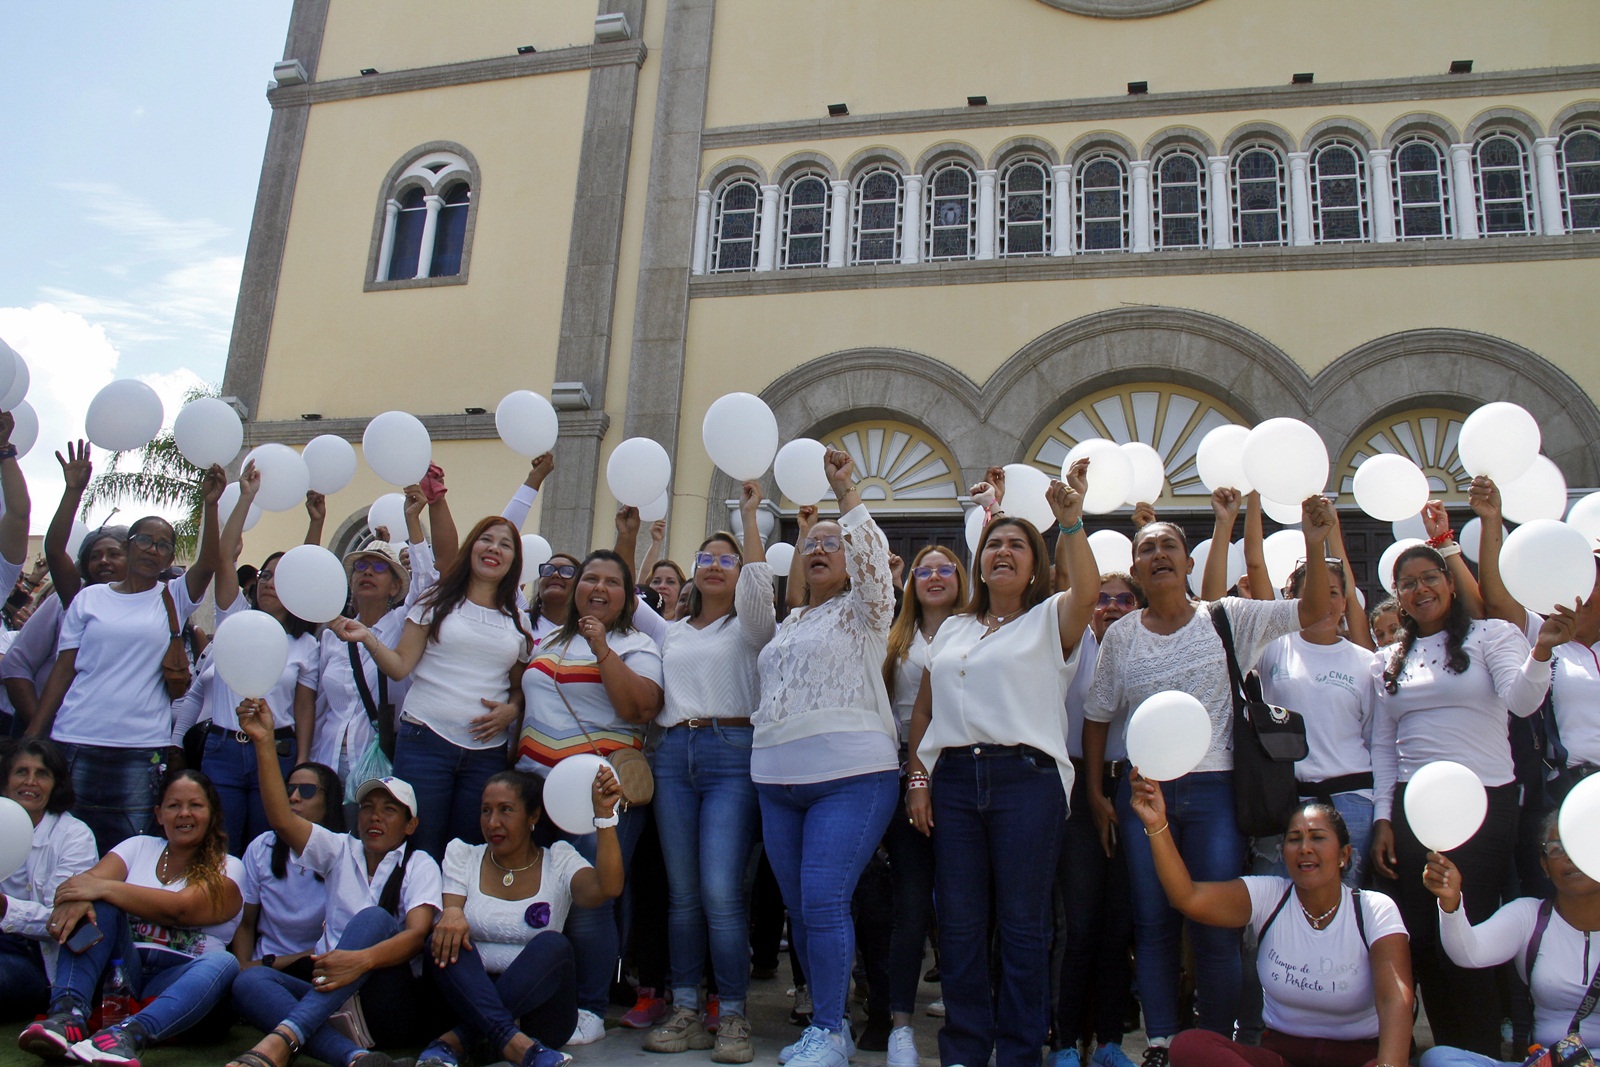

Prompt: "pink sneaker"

[621,988,667,1029]
[702,995,721,1034]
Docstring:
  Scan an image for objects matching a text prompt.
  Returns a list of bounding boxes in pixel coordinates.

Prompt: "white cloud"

[39,253,242,349]
[60,182,230,258]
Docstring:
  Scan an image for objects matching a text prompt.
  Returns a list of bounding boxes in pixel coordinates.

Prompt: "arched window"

[431,182,471,277]
[387,188,428,280]
[781,172,831,268]
[852,166,903,264]
[1231,144,1287,246]
[1474,131,1537,236]
[1075,154,1129,252]
[998,157,1051,256]
[924,162,976,261]
[1560,125,1600,231]
[372,148,477,285]
[1391,137,1452,239]
[1309,139,1368,243]
[710,177,760,273]
[1152,148,1207,250]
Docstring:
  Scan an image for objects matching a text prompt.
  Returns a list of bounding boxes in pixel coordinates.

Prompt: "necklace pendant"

[503,871,516,887]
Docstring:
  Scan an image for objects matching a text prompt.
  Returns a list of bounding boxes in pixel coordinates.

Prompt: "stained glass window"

[1310,140,1367,243]
[1392,138,1452,239]
[711,178,760,272]
[924,163,976,261]
[1231,145,1286,246]
[1475,133,1535,235]
[1153,149,1206,249]
[781,173,830,268]
[1561,126,1600,231]
[852,167,903,264]
[1076,155,1129,252]
[999,158,1050,256]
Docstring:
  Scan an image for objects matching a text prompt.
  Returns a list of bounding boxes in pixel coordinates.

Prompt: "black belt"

[211,724,296,743]
[1296,772,1373,801]
[1070,756,1129,780]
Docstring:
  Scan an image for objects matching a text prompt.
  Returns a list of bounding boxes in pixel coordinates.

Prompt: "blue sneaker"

[1093,1045,1138,1067]
[417,1040,461,1067]
[785,1027,849,1067]
[521,1040,574,1067]
[1048,1049,1082,1067]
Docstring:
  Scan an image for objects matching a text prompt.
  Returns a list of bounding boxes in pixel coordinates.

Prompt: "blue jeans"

[1054,766,1134,1048]
[557,806,646,1015]
[1116,770,1246,1039]
[0,932,49,1020]
[203,728,293,857]
[886,784,935,1017]
[392,719,505,859]
[757,769,898,1033]
[1248,792,1373,887]
[652,722,761,1013]
[57,744,164,856]
[1420,1047,1518,1067]
[931,745,1066,1067]
[52,902,239,1040]
[432,933,578,1053]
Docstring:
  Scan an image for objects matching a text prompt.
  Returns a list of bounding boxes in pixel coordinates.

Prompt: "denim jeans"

[392,718,505,859]
[1053,766,1134,1048]
[1116,769,1247,1039]
[56,743,164,856]
[1247,792,1373,887]
[557,805,645,1015]
[652,722,761,1013]
[757,769,898,1032]
[0,932,49,1020]
[203,728,293,857]
[885,784,935,1017]
[931,745,1066,1067]
[1420,1047,1518,1067]
[432,933,578,1053]
[51,902,240,1041]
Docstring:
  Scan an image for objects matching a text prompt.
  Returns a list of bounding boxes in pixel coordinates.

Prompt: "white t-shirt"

[403,599,531,750]
[1067,629,1127,762]
[1546,640,1600,769]
[518,630,663,773]
[1244,876,1408,1040]
[295,822,442,955]
[54,578,201,749]
[110,835,245,959]
[442,839,591,974]
[1086,598,1302,774]
[889,630,932,746]
[195,631,318,732]
[658,562,776,729]
[1256,634,1375,791]
[240,831,328,958]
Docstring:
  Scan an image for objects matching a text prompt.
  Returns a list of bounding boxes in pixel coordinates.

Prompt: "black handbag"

[1210,603,1309,837]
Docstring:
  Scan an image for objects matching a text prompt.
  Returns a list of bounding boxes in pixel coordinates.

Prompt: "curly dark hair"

[1382,545,1472,694]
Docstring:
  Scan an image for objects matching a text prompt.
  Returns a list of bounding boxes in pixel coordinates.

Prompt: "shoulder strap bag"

[551,642,654,808]
[348,640,396,761]
[160,588,192,700]
[1210,602,1309,838]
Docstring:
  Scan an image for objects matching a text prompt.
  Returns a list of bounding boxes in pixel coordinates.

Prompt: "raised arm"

[640,520,667,577]
[502,453,553,529]
[1467,478,1522,624]
[1328,507,1375,650]
[1295,496,1333,629]
[1203,489,1242,600]
[183,464,226,603]
[303,490,325,546]
[1242,491,1273,600]
[238,698,313,854]
[214,460,260,612]
[0,412,31,572]
[570,766,627,908]
[420,466,458,570]
[1050,460,1097,650]
[1422,499,1484,619]
[613,505,641,571]
[46,442,93,604]
[739,482,767,564]
[1127,771,1252,926]
[787,506,816,609]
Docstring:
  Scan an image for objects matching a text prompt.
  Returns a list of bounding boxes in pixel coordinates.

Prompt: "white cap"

[354,776,418,818]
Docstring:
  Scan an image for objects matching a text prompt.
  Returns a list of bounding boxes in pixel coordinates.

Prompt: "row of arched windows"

[697,122,1600,273]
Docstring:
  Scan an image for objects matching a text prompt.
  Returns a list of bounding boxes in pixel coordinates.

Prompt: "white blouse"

[659,562,776,728]
[442,839,591,974]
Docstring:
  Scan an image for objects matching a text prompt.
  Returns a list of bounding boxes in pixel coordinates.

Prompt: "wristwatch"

[593,811,620,829]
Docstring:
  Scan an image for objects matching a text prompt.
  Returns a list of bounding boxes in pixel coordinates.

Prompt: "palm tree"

[79,383,217,558]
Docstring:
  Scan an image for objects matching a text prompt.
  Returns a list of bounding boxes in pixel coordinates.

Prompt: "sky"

[0,2,295,532]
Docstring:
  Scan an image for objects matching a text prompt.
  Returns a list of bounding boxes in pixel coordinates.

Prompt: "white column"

[691,190,712,274]
[975,169,998,259]
[827,180,850,267]
[1050,164,1074,256]
[1287,151,1314,246]
[1130,160,1153,252]
[1207,156,1232,249]
[1368,149,1396,243]
[374,199,400,281]
[900,173,924,265]
[1534,137,1566,236]
[415,194,444,277]
[756,184,780,271]
[1449,143,1480,239]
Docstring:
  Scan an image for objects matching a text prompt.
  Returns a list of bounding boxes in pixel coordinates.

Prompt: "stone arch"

[773,150,839,185]
[989,135,1060,169]
[701,156,769,190]
[843,145,912,179]
[1142,125,1218,160]
[1382,112,1460,148]
[1552,100,1600,133]
[1300,117,1379,153]
[1064,130,1138,164]
[915,141,986,174]
[1464,106,1545,143]
[1220,120,1296,156]
[1032,0,1210,17]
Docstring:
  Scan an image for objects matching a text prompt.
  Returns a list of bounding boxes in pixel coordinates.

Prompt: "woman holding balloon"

[1081,492,1334,1065]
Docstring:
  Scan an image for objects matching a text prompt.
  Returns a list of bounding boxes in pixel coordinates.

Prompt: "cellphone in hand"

[66,921,104,954]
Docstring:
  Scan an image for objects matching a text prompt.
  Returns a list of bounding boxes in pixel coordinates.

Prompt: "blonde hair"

[884,545,968,702]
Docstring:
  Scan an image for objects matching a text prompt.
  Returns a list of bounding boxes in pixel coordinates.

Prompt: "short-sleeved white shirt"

[1256,634,1376,791]
[240,831,328,958]
[1243,876,1407,1040]
[295,822,443,955]
[110,835,245,959]
[1067,629,1127,762]
[517,630,663,774]
[403,600,531,750]
[442,839,591,974]
[1546,640,1600,769]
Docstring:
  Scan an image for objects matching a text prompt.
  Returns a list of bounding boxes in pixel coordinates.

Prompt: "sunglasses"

[287,782,322,800]
[352,559,391,574]
[128,532,176,556]
[539,563,577,579]
[913,564,957,580]
[1096,592,1138,609]
[802,535,844,554]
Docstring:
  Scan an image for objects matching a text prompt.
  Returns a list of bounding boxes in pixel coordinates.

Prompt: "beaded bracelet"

[1058,518,1085,536]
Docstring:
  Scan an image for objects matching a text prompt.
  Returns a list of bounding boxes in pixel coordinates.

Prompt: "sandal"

[227,1026,302,1067]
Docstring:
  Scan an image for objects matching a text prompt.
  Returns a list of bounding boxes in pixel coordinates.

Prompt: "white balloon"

[302,435,357,495]
[773,439,830,506]
[1500,456,1569,524]
[8,400,37,458]
[1353,454,1430,522]
[639,492,669,524]
[362,410,432,486]
[1377,538,1426,595]
[495,391,559,458]
[1000,463,1056,532]
[1557,774,1600,882]
[1258,495,1303,527]
[66,520,91,558]
[219,482,262,532]
[606,437,672,508]
[85,379,163,452]
[1458,402,1540,484]
[1189,538,1245,595]
[245,444,312,512]
[703,393,779,481]
[1242,418,1329,505]
[1088,529,1133,575]
[1262,529,1305,594]
[0,797,31,881]
[766,542,795,575]
[368,493,407,539]
[1126,691,1212,781]
[1566,493,1600,547]
[1391,513,1429,543]
[964,506,987,557]
[1195,424,1254,494]
[543,754,610,834]
[0,346,29,411]
[1064,439,1133,515]
[172,397,243,469]
[520,535,553,584]
[0,339,20,409]
[1459,516,1506,564]
[1404,760,1488,852]
[1121,442,1166,505]
[272,545,350,624]
[211,609,290,699]
[1499,520,1596,616]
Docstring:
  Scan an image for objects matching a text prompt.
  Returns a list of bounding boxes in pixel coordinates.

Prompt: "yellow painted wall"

[705,0,1600,129]
[317,1,601,79]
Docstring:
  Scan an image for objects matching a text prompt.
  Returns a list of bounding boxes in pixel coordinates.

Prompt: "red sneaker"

[621,988,667,1029]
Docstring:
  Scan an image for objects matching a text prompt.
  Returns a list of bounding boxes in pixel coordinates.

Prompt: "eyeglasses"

[287,783,323,800]
[803,535,844,554]
[538,563,577,579]
[1395,569,1449,596]
[256,569,275,582]
[913,564,957,581]
[695,552,740,569]
[1096,592,1138,610]
[128,533,176,556]
[1540,839,1568,859]
[352,559,391,574]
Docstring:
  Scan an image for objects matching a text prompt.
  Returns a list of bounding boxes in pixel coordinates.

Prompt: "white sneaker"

[568,1008,608,1045]
[888,1025,919,1067]
[785,1027,850,1067]
[926,998,945,1018]
[780,1023,855,1064]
